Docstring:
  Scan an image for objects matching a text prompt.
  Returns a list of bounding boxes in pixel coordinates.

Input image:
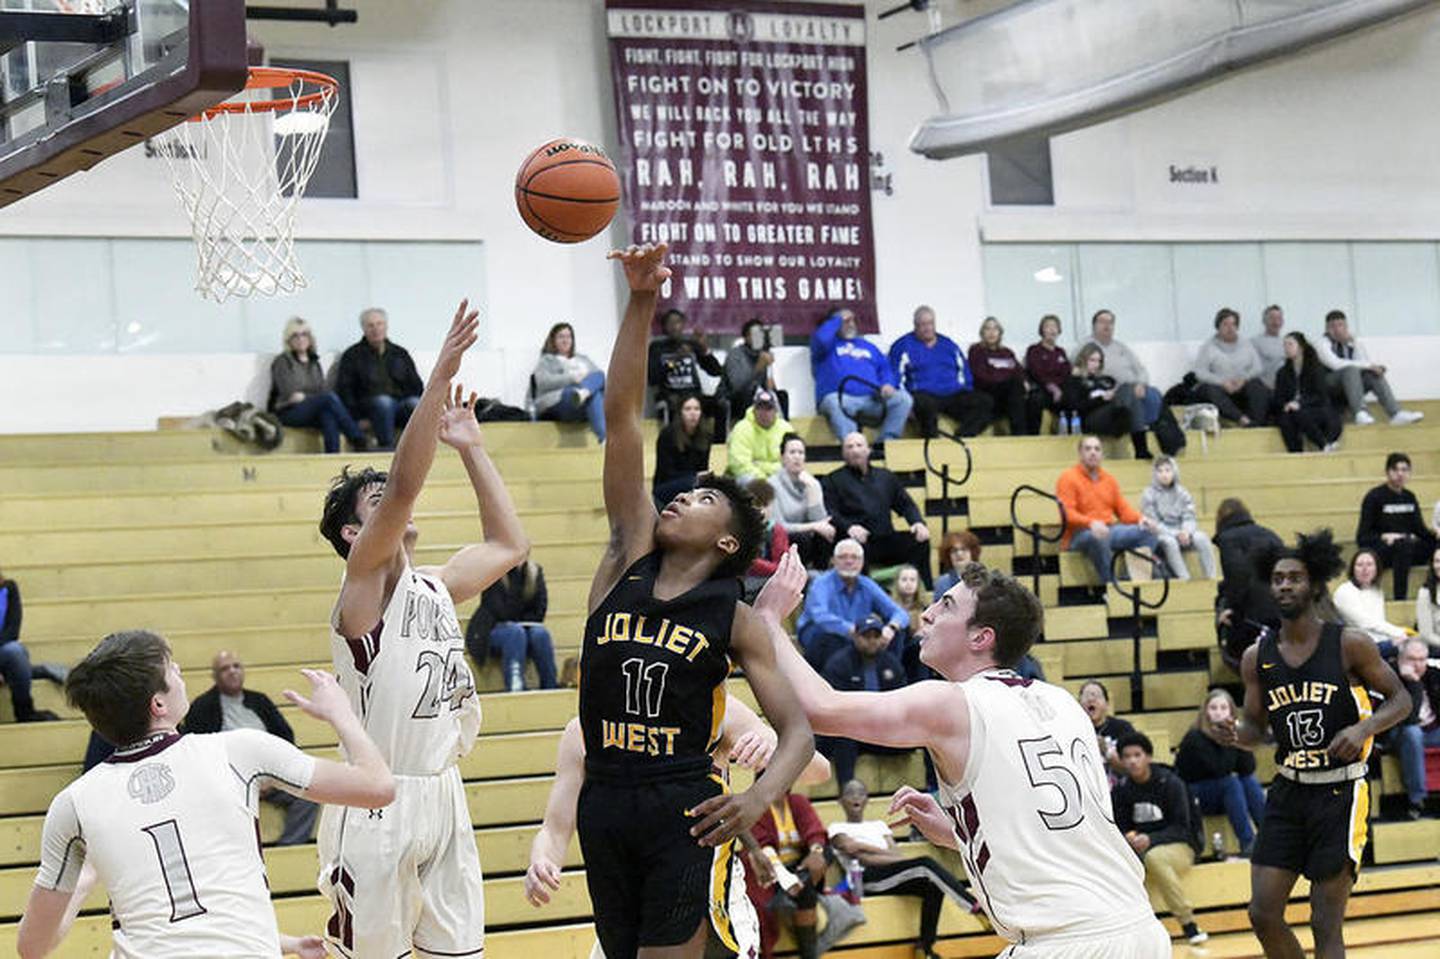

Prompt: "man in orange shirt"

[1057,435,1159,583]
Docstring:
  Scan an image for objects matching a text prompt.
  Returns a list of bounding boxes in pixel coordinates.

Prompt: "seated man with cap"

[726,387,794,485]
[817,613,913,787]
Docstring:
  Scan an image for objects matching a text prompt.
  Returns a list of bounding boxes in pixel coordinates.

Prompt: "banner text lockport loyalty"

[606,0,877,334]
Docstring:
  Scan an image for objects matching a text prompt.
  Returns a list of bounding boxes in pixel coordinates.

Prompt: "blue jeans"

[1386,723,1440,806]
[0,640,35,718]
[1117,383,1163,428]
[489,622,557,691]
[277,392,364,453]
[547,371,606,442]
[364,394,421,449]
[1069,524,1159,583]
[1191,774,1267,847]
[818,389,914,440]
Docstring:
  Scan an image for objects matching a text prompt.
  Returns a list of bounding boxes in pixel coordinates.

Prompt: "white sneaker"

[1354,410,1375,426]
[1391,410,1424,425]
[1323,441,1341,453]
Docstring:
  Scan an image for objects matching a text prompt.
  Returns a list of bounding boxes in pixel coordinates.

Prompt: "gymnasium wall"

[0,0,1437,432]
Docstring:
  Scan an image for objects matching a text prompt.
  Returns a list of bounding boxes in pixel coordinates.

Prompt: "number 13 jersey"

[330,565,480,776]
[580,552,739,777]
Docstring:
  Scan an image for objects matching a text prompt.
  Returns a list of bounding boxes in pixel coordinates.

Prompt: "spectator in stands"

[932,529,982,596]
[1213,498,1284,666]
[1417,547,1440,644]
[1175,689,1264,855]
[745,789,831,959]
[1025,314,1071,434]
[335,307,425,450]
[649,307,726,438]
[1056,435,1159,584]
[1084,309,1165,440]
[769,433,836,570]
[532,322,606,442]
[1141,456,1216,580]
[268,317,366,454]
[1384,637,1440,820]
[1358,452,1437,600]
[1192,308,1271,427]
[0,569,59,722]
[183,650,318,844]
[1333,548,1410,653]
[725,318,787,418]
[1063,344,1146,458]
[1113,732,1209,945]
[726,388,792,485]
[828,779,977,959]
[822,432,932,586]
[887,304,992,438]
[743,480,791,598]
[968,316,1032,435]
[889,564,929,680]
[1271,331,1341,453]
[1079,679,1135,779]
[464,560,555,692]
[797,539,908,670]
[651,394,709,505]
[1253,304,1287,390]
[818,613,912,786]
[1318,309,1424,426]
[812,308,912,441]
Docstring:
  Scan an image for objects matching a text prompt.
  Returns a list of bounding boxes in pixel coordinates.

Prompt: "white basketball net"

[158,71,337,303]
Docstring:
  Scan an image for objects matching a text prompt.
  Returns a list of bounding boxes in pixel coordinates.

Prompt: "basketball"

[514,137,621,244]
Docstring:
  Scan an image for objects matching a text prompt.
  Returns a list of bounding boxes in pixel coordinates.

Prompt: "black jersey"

[1258,621,1373,775]
[580,551,739,778]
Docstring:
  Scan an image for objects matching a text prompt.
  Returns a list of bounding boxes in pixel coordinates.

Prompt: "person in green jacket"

[727,389,792,484]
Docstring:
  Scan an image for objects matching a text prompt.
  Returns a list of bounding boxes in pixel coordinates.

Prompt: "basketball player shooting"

[576,242,814,959]
[1217,530,1410,959]
[315,300,530,959]
[17,631,396,959]
[756,547,1172,958]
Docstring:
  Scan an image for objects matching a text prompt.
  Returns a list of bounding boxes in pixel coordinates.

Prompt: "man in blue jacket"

[797,538,908,670]
[812,308,913,441]
[888,305,993,438]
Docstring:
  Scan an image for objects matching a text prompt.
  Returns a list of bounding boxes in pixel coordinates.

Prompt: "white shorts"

[998,918,1170,958]
[586,853,759,959]
[317,765,484,959]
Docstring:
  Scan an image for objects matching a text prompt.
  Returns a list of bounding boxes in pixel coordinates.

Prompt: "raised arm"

[719,694,832,787]
[283,670,395,808]
[338,302,478,636]
[420,387,531,605]
[1333,629,1412,760]
[591,244,671,611]
[525,717,586,907]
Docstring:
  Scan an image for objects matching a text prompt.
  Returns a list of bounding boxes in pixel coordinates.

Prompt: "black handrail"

[1108,547,1172,714]
[921,427,972,538]
[832,374,888,433]
[1008,484,1066,597]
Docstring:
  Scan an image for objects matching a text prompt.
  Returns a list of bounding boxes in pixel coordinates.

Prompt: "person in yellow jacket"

[727,389,793,484]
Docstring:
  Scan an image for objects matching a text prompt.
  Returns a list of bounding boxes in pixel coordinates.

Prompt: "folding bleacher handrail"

[921,426,972,538]
[1009,484,1066,597]
[1108,547,1172,714]
[833,374,888,430]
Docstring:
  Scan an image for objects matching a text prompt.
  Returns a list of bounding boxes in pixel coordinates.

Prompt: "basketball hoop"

[158,67,339,302]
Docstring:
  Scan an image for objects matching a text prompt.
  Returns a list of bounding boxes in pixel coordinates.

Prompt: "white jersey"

[331,565,480,775]
[934,670,1155,944]
[35,731,316,958]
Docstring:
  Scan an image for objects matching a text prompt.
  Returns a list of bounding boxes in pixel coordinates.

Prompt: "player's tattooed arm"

[591,243,670,611]
[1334,628,1411,761]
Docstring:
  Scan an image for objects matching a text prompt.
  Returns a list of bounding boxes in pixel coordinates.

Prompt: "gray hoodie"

[1140,458,1199,535]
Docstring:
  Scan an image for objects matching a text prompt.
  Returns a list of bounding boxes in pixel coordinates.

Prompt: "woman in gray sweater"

[1140,456,1216,580]
[268,317,366,453]
[532,322,606,441]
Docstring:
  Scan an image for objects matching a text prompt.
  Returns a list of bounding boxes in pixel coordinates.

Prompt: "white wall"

[1,0,1438,433]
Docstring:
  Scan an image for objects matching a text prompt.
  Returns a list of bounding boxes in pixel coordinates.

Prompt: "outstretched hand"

[607,242,672,293]
[887,785,957,849]
[439,384,484,450]
[280,934,327,959]
[753,546,806,622]
[282,669,353,725]
[524,856,563,907]
[430,299,480,386]
[728,728,777,771]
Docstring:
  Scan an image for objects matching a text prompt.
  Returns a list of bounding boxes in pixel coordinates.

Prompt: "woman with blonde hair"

[1174,688,1265,855]
[268,317,365,453]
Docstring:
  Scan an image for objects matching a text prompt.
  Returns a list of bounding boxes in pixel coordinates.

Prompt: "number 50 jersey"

[330,565,480,776]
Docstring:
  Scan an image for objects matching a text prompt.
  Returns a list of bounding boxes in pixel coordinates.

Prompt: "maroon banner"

[606,0,876,335]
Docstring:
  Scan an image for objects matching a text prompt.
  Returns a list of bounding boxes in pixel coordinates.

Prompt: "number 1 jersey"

[330,565,480,776]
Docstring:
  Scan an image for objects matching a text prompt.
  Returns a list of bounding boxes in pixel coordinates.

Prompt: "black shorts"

[1251,776,1370,881]
[576,767,742,958]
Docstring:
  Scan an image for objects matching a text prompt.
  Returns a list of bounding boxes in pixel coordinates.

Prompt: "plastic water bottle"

[846,859,864,899]
[1057,410,1069,436]
[1068,411,1082,435]
[1212,831,1226,862]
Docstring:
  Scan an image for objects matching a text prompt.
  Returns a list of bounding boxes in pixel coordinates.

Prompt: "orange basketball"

[514,138,621,243]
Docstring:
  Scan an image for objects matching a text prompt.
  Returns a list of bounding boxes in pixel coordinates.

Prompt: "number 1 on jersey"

[620,658,669,719]
[141,819,207,922]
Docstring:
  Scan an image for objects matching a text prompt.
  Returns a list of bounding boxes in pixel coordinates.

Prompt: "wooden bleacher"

[1,405,1438,957]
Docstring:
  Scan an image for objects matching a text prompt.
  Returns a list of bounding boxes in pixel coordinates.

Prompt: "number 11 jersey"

[330,565,480,776]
